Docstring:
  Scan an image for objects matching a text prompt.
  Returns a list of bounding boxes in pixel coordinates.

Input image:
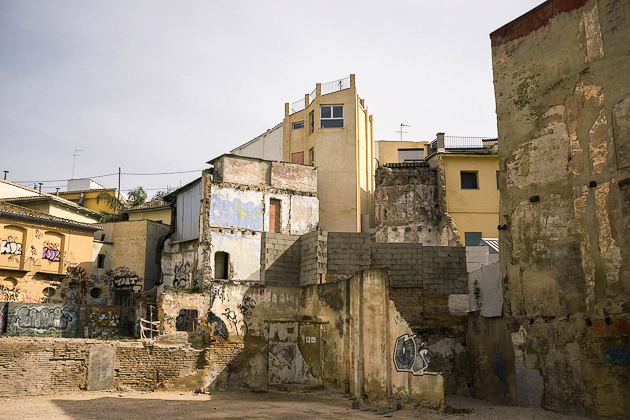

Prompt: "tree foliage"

[96,186,147,222]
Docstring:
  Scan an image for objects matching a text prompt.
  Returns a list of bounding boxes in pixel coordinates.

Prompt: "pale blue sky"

[0,0,542,194]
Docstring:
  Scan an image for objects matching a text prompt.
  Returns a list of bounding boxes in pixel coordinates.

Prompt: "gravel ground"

[0,390,594,420]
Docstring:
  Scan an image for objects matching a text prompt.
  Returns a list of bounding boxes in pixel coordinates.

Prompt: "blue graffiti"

[209,193,263,231]
[602,347,629,367]
[494,344,507,385]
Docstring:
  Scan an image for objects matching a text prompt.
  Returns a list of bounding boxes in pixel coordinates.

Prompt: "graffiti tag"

[494,344,507,385]
[173,261,192,288]
[1,236,22,256]
[602,347,630,367]
[393,334,430,375]
[10,305,78,336]
[42,242,60,262]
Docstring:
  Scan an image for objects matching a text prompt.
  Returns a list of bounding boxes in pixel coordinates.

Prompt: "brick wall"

[371,242,423,287]
[299,230,327,286]
[422,246,467,294]
[260,233,301,287]
[0,337,241,395]
[326,233,371,278]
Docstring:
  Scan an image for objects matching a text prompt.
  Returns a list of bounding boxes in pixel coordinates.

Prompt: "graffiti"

[87,309,119,329]
[209,193,263,231]
[209,284,223,306]
[173,261,192,288]
[1,236,22,256]
[42,242,60,262]
[30,245,37,256]
[393,314,404,325]
[22,290,45,303]
[109,267,142,292]
[393,334,430,375]
[0,284,23,302]
[10,305,77,336]
[0,302,7,333]
[67,266,87,282]
[206,311,229,340]
[602,347,630,367]
[62,288,79,307]
[494,344,507,385]
[176,309,198,331]
[238,296,256,320]
[34,229,43,239]
[478,344,488,375]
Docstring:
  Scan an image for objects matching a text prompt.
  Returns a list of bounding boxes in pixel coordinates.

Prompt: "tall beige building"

[232,74,375,232]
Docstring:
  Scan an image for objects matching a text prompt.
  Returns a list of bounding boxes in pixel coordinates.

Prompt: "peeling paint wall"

[491,0,630,416]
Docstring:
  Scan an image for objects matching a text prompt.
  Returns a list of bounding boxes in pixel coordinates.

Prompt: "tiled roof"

[383,161,429,168]
[0,202,102,231]
[124,197,170,212]
[58,188,119,195]
[0,195,103,218]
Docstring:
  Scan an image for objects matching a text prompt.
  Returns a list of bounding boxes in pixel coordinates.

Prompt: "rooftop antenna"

[3,171,8,180]
[71,149,84,179]
[396,123,410,141]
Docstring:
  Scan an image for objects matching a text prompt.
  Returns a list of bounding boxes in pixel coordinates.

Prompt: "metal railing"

[427,136,498,155]
[140,317,159,339]
[289,77,351,115]
[321,77,350,95]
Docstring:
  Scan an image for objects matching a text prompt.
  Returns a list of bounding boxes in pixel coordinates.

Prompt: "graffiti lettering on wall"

[494,344,507,385]
[393,334,430,375]
[42,242,60,262]
[87,309,119,329]
[1,236,22,257]
[176,309,198,331]
[220,295,257,338]
[61,288,79,307]
[206,311,229,340]
[0,284,22,302]
[10,305,77,336]
[173,261,192,288]
[110,267,142,292]
[238,296,256,320]
[602,347,630,367]
[34,229,43,239]
[67,266,87,282]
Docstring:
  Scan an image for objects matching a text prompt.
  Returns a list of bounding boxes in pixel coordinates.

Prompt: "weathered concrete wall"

[491,0,630,416]
[375,163,446,244]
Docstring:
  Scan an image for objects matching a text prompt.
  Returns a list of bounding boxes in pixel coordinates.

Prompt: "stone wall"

[491,0,630,416]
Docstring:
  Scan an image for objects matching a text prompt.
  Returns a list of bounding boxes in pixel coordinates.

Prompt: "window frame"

[292,121,304,130]
[460,171,479,190]
[309,111,314,134]
[320,105,344,128]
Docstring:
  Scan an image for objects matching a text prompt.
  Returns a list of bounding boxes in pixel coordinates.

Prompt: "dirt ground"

[1,390,593,420]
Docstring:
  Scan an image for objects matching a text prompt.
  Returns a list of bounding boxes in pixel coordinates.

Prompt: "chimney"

[55,188,60,196]
[79,192,85,206]
[437,133,446,153]
[38,183,43,195]
[3,171,7,180]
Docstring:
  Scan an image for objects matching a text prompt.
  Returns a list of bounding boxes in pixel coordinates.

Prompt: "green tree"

[96,186,147,222]
[127,186,147,207]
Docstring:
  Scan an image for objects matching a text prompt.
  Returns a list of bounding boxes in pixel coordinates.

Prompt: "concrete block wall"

[260,233,301,287]
[422,246,467,295]
[326,232,371,277]
[371,242,423,287]
[465,246,498,273]
[299,230,327,286]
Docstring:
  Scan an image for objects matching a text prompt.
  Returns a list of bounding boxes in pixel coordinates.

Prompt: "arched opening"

[215,251,229,280]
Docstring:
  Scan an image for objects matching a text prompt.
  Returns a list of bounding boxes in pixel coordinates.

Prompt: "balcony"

[427,136,498,156]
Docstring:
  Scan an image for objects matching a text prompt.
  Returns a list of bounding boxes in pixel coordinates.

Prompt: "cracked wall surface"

[491,0,630,417]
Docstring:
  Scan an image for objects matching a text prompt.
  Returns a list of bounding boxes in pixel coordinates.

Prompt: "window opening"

[97,254,105,269]
[320,105,343,128]
[269,199,281,233]
[114,290,132,307]
[90,287,103,299]
[496,171,500,189]
[464,232,483,246]
[215,251,229,280]
[309,148,315,166]
[292,121,304,130]
[309,111,314,134]
[461,172,478,189]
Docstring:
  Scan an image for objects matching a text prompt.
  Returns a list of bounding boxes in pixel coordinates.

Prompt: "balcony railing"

[289,77,351,115]
[428,136,498,155]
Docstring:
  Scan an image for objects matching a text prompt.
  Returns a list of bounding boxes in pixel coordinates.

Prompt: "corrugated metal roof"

[481,238,499,254]
[0,202,102,231]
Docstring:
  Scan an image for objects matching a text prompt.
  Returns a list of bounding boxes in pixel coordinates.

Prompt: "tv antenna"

[71,149,84,179]
[395,123,410,141]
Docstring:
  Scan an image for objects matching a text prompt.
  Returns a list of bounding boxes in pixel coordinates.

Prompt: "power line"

[13,169,203,184]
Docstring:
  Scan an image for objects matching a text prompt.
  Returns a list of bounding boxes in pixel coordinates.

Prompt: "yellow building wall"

[109,221,149,278]
[283,75,375,232]
[376,140,427,165]
[127,208,172,225]
[59,190,120,214]
[438,154,500,244]
[0,219,94,304]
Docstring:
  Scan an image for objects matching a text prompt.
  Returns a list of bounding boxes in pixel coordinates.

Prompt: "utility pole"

[118,167,121,200]
[395,123,410,141]
[71,149,83,179]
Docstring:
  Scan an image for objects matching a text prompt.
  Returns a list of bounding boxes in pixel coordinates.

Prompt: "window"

[465,232,482,246]
[215,251,229,280]
[97,254,105,269]
[398,148,424,162]
[496,171,500,189]
[320,105,343,128]
[461,172,478,189]
[291,152,304,164]
[292,121,304,130]
[309,148,315,166]
[309,111,314,134]
[269,199,281,233]
[90,287,103,299]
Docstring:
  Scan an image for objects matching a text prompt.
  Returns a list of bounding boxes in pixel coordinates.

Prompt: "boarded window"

[291,152,304,164]
[398,148,424,162]
[215,251,229,280]
[269,199,281,233]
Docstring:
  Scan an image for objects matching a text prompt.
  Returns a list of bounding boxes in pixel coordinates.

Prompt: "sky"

[0,0,543,196]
